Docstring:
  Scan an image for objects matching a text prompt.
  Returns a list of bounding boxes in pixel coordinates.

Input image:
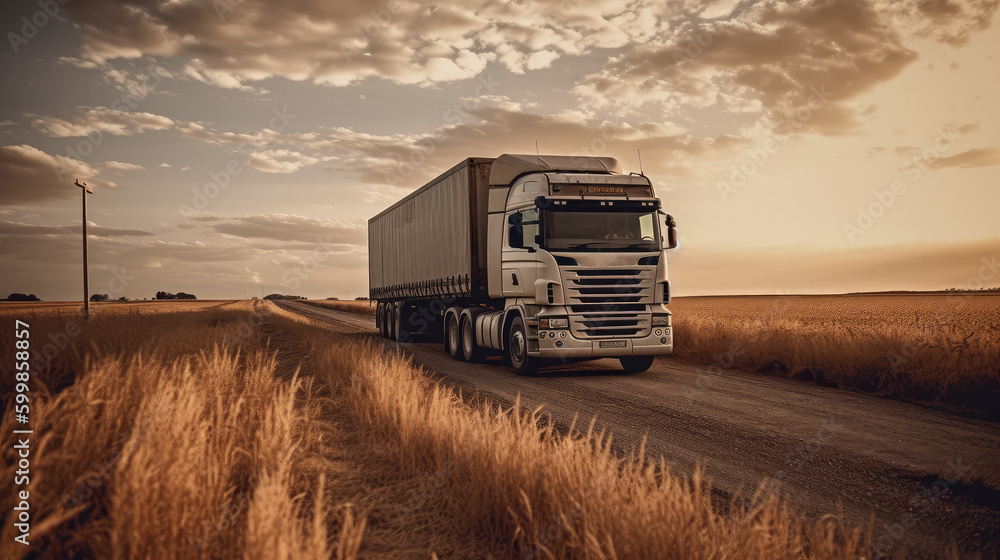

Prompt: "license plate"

[599,340,627,348]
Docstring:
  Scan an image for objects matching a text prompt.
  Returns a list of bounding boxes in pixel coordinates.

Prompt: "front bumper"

[531,324,673,359]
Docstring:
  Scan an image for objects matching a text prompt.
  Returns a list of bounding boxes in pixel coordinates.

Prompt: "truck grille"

[562,267,655,339]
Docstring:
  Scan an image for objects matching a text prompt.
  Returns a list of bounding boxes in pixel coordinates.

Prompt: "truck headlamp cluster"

[652,315,671,325]
[539,317,569,329]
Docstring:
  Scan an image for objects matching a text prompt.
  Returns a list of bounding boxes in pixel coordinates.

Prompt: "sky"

[0,0,998,300]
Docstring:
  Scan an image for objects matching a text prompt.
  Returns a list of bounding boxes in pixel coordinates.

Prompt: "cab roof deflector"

[488,153,622,186]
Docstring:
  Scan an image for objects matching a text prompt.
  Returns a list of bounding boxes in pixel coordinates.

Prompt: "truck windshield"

[544,211,659,251]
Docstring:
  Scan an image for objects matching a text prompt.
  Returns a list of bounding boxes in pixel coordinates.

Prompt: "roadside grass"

[304,299,377,317]
[668,295,1000,420]
[260,304,872,560]
[0,302,363,560]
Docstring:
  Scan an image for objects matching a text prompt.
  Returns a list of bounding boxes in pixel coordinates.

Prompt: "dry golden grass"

[304,300,377,316]
[0,301,363,560]
[667,294,1000,419]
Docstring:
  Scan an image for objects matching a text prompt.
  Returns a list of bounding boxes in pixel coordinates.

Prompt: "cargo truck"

[368,154,677,374]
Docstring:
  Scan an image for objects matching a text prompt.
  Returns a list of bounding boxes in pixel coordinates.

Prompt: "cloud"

[0,145,109,205]
[243,266,261,284]
[101,161,145,172]
[0,221,155,238]
[526,50,561,70]
[926,147,1000,169]
[316,105,747,188]
[884,0,997,46]
[171,98,744,192]
[244,149,321,174]
[576,0,997,136]
[61,0,675,88]
[28,106,175,137]
[133,240,258,263]
[577,0,924,136]
[182,58,257,92]
[210,214,366,245]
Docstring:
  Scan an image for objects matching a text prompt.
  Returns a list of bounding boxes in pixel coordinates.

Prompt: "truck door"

[501,207,540,298]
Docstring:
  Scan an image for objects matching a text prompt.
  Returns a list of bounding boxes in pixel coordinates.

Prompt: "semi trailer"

[368,154,677,374]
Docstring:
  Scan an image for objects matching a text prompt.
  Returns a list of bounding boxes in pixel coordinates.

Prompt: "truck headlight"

[540,317,569,329]
[652,315,671,325]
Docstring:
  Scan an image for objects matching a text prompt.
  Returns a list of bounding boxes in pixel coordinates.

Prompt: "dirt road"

[278,301,1000,558]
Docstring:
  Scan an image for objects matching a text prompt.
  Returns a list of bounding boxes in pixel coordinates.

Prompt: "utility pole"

[75,179,94,319]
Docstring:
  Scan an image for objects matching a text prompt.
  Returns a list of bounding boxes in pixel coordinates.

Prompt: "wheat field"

[666,294,1000,419]
[0,301,883,559]
[0,302,363,560]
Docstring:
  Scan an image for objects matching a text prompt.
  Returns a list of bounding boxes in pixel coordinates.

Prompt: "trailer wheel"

[508,316,539,375]
[446,314,462,360]
[393,301,411,342]
[388,303,397,341]
[378,304,388,338]
[461,315,485,363]
[619,355,654,374]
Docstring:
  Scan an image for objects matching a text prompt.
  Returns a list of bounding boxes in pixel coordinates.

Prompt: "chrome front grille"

[562,266,655,338]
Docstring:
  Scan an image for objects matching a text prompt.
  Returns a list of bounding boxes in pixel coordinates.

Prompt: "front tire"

[619,355,655,374]
[507,316,539,375]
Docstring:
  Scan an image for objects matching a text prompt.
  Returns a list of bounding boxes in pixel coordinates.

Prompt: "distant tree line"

[3,293,40,301]
[155,291,197,300]
[90,294,128,302]
[263,294,306,300]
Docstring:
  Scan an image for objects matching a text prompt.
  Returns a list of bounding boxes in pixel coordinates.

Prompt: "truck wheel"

[446,314,462,360]
[461,316,485,363]
[508,316,539,375]
[378,304,388,338]
[386,305,394,340]
[619,355,655,374]
[394,301,410,342]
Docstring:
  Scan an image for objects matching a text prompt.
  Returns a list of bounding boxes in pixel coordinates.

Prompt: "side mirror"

[664,214,677,249]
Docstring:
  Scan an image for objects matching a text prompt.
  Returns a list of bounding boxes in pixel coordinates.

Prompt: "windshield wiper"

[567,242,613,249]
[624,242,658,249]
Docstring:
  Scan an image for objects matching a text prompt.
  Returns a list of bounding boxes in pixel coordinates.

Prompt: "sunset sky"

[1,0,998,300]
